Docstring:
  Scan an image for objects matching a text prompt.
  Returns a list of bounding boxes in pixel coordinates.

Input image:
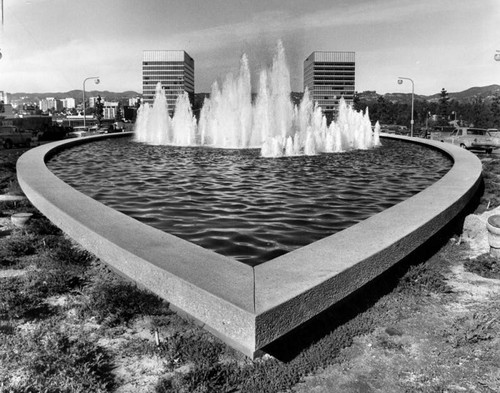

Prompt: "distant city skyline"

[0,0,499,96]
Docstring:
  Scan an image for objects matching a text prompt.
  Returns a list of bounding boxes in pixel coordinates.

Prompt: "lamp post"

[397,77,414,137]
[83,76,100,129]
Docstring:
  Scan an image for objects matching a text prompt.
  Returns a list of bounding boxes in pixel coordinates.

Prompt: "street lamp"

[83,76,100,129]
[397,77,414,137]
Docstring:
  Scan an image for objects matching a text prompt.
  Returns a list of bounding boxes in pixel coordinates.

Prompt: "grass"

[464,252,500,279]
[0,326,115,392]
[1,150,499,392]
[0,182,405,391]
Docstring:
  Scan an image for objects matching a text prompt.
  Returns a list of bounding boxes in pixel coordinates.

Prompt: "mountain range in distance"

[7,84,500,105]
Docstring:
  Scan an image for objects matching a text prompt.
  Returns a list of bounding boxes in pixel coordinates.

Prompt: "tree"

[352,92,363,112]
[469,96,492,128]
[437,88,450,125]
[490,94,500,128]
[94,95,104,125]
[115,102,123,122]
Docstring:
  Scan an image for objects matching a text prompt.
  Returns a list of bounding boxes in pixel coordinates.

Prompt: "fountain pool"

[16,40,483,357]
[48,137,452,266]
[18,132,483,357]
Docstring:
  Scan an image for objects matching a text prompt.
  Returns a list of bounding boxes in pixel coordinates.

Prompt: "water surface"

[48,137,452,266]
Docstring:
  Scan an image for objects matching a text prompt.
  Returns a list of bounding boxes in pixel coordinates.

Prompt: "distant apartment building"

[39,97,63,112]
[128,97,140,107]
[63,97,76,109]
[304,51,355,116]
[88,96,101,108]
[142,50,195,114]
[0,91,9,104]
[103,101,119,119]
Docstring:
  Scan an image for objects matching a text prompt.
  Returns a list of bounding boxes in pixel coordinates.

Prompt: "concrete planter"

[11,212,33,227]
[486,215,500,257]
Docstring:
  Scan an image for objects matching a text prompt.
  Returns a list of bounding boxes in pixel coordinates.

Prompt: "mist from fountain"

[134,41,381,157]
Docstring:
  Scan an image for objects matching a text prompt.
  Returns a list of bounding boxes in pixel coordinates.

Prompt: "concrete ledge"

[16,133,482,357]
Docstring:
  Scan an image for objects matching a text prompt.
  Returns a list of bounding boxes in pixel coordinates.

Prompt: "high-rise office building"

[142,50,195,114]
[304,51,355,116]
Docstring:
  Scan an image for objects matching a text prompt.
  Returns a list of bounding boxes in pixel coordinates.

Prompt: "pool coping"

[16,132,483,357]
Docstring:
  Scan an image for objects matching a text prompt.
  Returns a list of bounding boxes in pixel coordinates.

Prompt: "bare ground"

[293,239,500,393]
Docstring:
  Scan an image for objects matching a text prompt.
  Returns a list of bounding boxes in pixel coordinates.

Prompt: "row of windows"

[142,67,194,76]
[143,70,194,78]
[315,98,354,104]
[143,65,185,70]
[143,85,194,92]
[314,72,355,76]
[315,95,354,100]
[143,81,184,86]
[313,81,355,85]
[143,92,185,99]
[143,77,185,81]
[143,70,184,75]
[313,88,353,94]
[143,61,189,66]
[313,62,355,66]
[143,79,194,85]
[314,66,354,71]
[143,78,195,86]
[313,81,354,85]
[313,76,354,80]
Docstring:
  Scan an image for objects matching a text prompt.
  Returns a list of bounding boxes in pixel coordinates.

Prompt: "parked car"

[66,126,89,138]
[0,125,37,148]
[429,126,457,141]
[441,127,500,153]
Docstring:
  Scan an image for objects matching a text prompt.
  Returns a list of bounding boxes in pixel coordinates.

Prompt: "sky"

[0,0,499,96]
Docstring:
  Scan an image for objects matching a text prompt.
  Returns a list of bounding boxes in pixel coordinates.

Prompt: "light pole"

[83,76,100,129]
[451,110,458,125]
[397,77,414,137]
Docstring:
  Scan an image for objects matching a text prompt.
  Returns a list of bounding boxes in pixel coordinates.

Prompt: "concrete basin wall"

[16,133,482,357]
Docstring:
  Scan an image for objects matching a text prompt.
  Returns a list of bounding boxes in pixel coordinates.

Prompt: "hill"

[7,85,500,106]
[361,84,500,104]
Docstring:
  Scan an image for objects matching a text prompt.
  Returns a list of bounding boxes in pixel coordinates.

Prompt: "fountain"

[134,41,381,157]
[15,41,483,358]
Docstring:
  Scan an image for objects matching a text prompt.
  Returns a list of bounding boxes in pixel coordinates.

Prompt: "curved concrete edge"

[253,134,482,348]
[16,133,257,356]
[16,133,482,358]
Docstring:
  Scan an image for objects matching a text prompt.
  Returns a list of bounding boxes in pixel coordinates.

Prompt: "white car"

[441,128,500,154]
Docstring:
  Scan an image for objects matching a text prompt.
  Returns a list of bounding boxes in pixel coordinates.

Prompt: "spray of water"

[134,41,381,157]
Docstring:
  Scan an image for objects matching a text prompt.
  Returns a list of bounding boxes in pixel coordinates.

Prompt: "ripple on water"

[48,137,452,266]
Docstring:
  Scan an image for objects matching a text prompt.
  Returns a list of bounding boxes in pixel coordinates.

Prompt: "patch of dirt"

[293,236,500,393]
[97,317,170,393]
[0,269,27,278]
